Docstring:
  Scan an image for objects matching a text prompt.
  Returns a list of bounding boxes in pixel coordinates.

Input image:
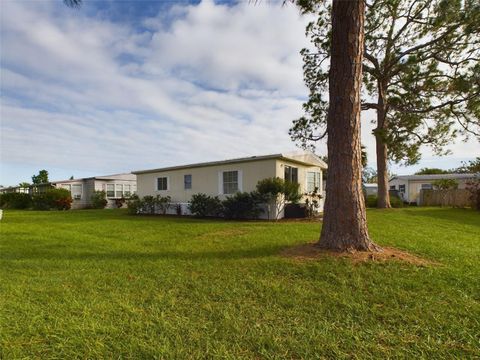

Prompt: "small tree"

[31,170,49,185]
[304,187,323,218]
[256,177,301,220]
[432,179,459,190]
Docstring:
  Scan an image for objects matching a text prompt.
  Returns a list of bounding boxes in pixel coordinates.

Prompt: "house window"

[284,165,298,183]
[390,185,396,190]
[115,184,123,198]
[307,172,321,193]
[72,184,82,200]
[124,185,131,197]
[157,177,168,191]
[399,185,406,193]
[184,174,192,190]
[421,183,433,190]
[223,171,238,194]
[106,184,115,198]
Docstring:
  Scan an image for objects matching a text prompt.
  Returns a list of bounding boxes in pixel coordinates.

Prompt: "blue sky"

[1,0,478,186]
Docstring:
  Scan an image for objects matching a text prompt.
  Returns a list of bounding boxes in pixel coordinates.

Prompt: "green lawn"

[1,208,479,359]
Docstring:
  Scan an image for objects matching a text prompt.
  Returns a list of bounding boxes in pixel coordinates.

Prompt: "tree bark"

[375,82,391,209]
[376,136,391,208]
[318,0,380,252]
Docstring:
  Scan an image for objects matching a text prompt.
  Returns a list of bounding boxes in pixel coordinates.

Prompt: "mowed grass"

[0,208,479,359]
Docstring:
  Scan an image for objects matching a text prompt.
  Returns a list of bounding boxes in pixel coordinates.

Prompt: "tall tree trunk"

[318,0,379,252]
[375,83,391,208]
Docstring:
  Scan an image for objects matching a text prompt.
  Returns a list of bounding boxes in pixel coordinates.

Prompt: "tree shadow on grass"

[403,208,480,228]
[1,244,289,262]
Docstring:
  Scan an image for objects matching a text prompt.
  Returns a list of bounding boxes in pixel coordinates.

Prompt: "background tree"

[415,168,450,175]
[290,0,480,209]
[31,170,49,185]
[453,157,480,173]
[19,182,31,188]
[432,178,459,190]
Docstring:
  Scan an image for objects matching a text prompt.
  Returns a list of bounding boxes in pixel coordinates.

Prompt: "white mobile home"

[1,173,137,209]
[389,173,477,204]
[133,152,327,218]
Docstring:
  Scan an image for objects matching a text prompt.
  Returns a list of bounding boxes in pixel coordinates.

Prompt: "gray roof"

[51,173,136,184]
[390,173,478,181]
[132,152,327,175]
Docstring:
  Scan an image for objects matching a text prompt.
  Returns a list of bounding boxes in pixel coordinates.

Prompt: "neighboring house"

[133,151,327,218]
[363,183,378,196]
[389,173,477,204]
[0,173,137,209]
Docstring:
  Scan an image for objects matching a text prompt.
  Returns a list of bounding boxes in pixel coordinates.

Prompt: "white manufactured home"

[389,173,477,204]
[1,173,137,209]
[52,173,137,209]
[133,152,327,218]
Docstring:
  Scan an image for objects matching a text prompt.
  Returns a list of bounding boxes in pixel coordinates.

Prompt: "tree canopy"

[415,168,450,175]
[31,170,49,185]
[291,0,480,207]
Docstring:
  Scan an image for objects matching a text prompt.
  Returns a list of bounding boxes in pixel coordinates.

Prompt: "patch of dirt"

[281,243,437,266]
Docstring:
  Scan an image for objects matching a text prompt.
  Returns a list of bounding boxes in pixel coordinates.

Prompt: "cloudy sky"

[1,0,478,186]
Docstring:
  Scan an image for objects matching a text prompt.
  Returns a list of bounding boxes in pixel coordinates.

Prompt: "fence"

[419,189,472,207]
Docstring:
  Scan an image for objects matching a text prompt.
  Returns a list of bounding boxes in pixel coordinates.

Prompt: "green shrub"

[366,194,404,208]
[156,196,172,215]
[188,193,223,217]
[128,195,172,215]
[222,192,263,219]
[114,198,126,209]
[141,196,157,214]
[91,191,108,209]
[0,192,32,209]
[126,194,142,214]
[366,195,378,208]
[32,193,50,210]
[33,188,72,210]
[256,177,302,220]
[390,195,404,208]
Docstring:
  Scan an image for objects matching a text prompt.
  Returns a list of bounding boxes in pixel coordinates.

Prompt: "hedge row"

[0,189,72,210]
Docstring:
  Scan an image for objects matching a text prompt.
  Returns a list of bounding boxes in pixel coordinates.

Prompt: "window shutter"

[238,170,243,192]
[218,171,223,195]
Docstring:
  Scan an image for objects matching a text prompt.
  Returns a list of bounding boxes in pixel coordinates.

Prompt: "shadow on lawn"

[2,244,289,262]
[403,208,480,228]
[405,208,480,227]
